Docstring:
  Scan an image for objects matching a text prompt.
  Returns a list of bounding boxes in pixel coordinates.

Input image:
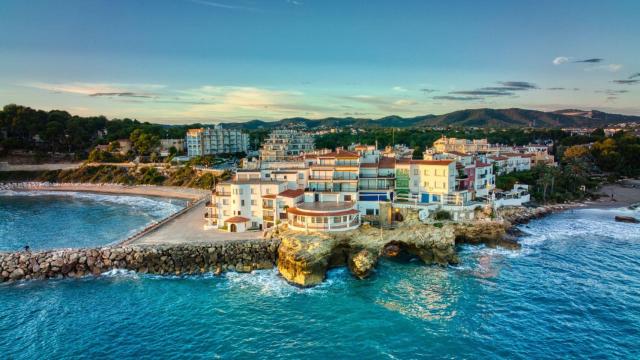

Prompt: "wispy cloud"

[585,63,622,72]
[420,88,437,93]
[89,92,153,98]
[574,58,603,63]
[442,81,537,100]
[392,86,407,92]
[433,95,481,101]
[553,56,569,65]
[186,0,260,11]
[612,79,640,85]
[628,72,640,79]
[596,89,629,95]
[25,82,166,96]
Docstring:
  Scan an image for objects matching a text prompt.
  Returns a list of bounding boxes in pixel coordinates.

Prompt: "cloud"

[596,89,629,95]
[25,82,165,96]
[553,56,569,65]
[612,79,640,85]
[432,95,481,101]
[286,0,302,5]
[451,90,513,96]
[89,92,152,98]
[497,81,538,90]
[392,86,407,92]
[419,88,437,93]
[547,87,566,90]
[393,99,417,106]
[585,64,622,72]
[629,72,640,79]
[574,58,603,63]
[186,0,259,11]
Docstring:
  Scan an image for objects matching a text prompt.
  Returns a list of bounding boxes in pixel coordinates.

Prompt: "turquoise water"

[0,191,185,251]
[1,201,640,359]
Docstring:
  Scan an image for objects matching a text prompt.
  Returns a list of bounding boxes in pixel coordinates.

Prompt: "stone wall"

[0,239,280,282]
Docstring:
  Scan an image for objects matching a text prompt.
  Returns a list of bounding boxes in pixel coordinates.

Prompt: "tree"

[130,129,160,156]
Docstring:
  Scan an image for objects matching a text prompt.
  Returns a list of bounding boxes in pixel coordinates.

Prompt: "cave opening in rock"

[382,241,420,262]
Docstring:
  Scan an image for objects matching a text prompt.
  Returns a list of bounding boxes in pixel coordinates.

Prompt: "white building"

[186,125,249,158]
[260,130,315,162]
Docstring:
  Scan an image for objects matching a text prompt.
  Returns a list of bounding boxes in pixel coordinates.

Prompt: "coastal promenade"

[129,200,262,246]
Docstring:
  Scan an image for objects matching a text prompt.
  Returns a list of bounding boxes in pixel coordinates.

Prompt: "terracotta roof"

[396,159,412,165]
[278,189,305,198]
[446,151,470,156]
[319,149,360,159]
[225,216,250,223]
[476,162,492,167]
[489,156,508,161]
[287,207,360,217]
[262,194,277,199]
[378,157,396,169]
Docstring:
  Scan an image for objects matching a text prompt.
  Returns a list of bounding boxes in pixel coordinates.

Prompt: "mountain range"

[219,108,640,130]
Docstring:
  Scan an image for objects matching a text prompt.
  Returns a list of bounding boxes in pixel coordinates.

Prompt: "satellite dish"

[418,209,428,221]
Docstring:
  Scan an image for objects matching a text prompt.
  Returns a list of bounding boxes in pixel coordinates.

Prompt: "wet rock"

[348,249,377,279]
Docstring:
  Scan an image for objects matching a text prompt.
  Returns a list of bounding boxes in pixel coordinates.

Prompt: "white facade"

[186,125,249,158]
[260,130,315,162]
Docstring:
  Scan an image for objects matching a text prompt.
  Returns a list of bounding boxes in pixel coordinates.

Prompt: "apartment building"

[433,137,490,153]
[206,178,287,232]
[260,130,315,162]
[186,125,249,158]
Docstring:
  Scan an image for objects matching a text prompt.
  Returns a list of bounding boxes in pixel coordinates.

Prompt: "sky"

[0,0,639,124]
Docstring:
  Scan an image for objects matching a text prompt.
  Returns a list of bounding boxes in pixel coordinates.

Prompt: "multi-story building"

[433,137,489,153]
[260,130,315,162]
[286,149,361,232]
[186,125,249,158]
[206,178,287,232]
[159,139,185,156]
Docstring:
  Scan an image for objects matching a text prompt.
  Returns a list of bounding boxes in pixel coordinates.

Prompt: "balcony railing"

[215,192,231,196]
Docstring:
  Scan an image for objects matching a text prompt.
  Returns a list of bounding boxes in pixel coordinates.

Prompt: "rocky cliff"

[277,211,461,286]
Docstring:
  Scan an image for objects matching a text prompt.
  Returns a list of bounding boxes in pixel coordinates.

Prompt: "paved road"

[132,201,262,245]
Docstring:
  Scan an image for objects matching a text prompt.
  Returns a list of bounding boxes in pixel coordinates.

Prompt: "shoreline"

[0,182,210,201]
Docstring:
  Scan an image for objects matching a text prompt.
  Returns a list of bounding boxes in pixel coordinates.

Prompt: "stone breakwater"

[0,239,280,282]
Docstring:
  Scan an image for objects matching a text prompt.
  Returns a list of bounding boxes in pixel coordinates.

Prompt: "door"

[230,224,237,232]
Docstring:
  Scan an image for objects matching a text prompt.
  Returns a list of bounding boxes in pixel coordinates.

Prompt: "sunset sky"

[1,0,638,123]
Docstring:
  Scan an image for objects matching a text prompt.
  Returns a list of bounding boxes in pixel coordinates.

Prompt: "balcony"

[309,176,333,180]
[215,192,231,196]
[263,215,274,222]
[262,203,274,209]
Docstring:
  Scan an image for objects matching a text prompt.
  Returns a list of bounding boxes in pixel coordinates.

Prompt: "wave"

[0,189,185,219]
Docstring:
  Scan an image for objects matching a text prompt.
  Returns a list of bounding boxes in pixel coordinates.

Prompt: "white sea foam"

[0,190,184,219]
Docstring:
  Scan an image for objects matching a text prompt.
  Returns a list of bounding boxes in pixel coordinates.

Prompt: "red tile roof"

[262,194,277,199]
[490,156,508,161]
[225,216,250,223]
[476,162,492,167]
[359,163,378,168]
[378,157,396,168]
[319,149,360,159]
[278,189,305,198]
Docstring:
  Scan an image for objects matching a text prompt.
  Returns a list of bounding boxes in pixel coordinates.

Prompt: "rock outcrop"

[276,210,460,286]
[0,239,279,283]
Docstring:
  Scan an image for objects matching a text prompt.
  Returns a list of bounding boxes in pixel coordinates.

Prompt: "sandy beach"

[588,179,640,209]
[1,182,210,201]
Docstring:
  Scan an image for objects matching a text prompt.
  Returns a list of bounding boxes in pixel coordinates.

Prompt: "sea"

[1,192,639,359]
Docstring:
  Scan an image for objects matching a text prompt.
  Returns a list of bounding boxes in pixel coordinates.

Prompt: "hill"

[219,108,637,130]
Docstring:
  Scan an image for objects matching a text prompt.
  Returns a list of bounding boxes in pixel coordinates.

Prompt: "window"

[241,200,245,206]
[334,216,342,223]
[223,199,229,205]
[342,216,348,222]
[266,188,271,194]
[366,209,374,215]
[251,200,256,205]
[251,188,255,194]
[298,173,304,179]
[344,195,352,202]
